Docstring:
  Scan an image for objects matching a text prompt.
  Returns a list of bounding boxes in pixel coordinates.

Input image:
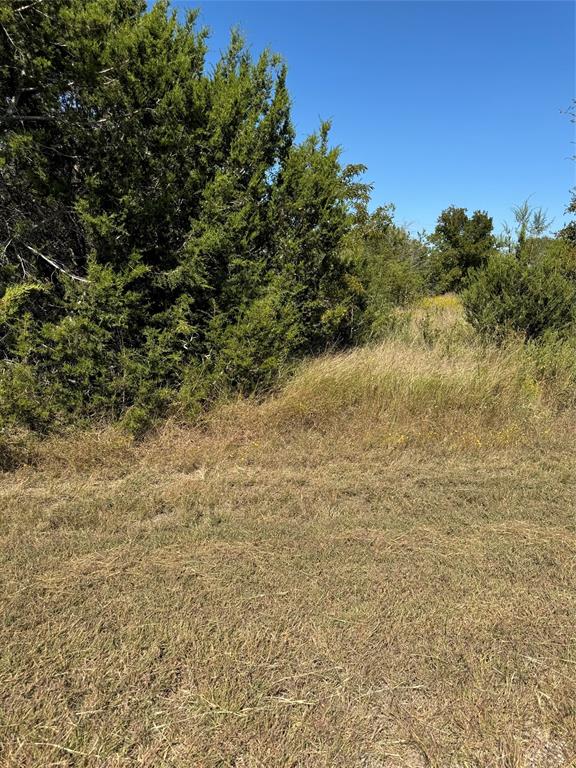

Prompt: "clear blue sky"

[173,1,575,234]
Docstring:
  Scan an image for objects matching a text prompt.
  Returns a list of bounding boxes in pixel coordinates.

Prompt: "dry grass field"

[1,299,575,767]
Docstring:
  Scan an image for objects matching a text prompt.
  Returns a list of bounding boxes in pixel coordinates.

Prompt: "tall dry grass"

[1,296,575,767]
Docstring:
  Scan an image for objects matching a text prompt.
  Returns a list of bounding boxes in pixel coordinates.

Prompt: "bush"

[427,206,496,293]
[343,205,427,340]
[204,281,305,392]
[462,240,576,340]
[0,3,368,433]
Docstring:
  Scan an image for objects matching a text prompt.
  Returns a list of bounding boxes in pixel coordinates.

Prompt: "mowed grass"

[1,299,576,767]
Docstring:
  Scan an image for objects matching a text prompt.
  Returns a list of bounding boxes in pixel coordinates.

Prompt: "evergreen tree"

[0,0,368,431]
[427,206,495,292]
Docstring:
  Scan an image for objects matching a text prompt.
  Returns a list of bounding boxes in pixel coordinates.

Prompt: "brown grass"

[1,300,575,767]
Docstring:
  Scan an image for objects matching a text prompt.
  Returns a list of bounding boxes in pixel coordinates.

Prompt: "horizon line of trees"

[1,0,574,436]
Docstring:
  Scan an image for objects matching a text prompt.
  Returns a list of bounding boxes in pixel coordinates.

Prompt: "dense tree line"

[0,2,574,435]
[424,199,576,341]
[0,0,372,432]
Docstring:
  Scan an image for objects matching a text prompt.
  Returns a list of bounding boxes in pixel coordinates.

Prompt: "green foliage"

[428,206,496,292]
[462,239,576,340]
[0,1,368,432]
[342,205,426,339]
[558,191,576,245]
[205,279,304,392]
[4,0,568,437]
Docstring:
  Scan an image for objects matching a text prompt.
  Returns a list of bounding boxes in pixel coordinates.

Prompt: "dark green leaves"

[0,0,367,431]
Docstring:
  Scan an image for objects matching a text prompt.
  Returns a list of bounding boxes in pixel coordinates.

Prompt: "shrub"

[343,205,427,340]
[462,240,576,340]
[0,3,368,433]
[427,206,496,293]
[204,281,305,392]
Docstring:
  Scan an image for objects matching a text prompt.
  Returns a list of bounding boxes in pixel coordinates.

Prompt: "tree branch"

[23,244,89,283]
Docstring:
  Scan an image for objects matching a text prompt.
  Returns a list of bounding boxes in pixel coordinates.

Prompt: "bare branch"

[15,1,45,11]
[0,22,17,50]
[0,114,62,123]
[23,244,89,283]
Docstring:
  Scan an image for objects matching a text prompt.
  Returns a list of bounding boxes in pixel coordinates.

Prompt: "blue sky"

[174,1,575,234]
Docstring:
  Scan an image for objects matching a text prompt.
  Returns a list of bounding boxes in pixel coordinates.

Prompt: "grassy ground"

[1,298,575,767]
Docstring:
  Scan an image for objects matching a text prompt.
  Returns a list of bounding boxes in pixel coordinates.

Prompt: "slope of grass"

[1,298,575,767]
